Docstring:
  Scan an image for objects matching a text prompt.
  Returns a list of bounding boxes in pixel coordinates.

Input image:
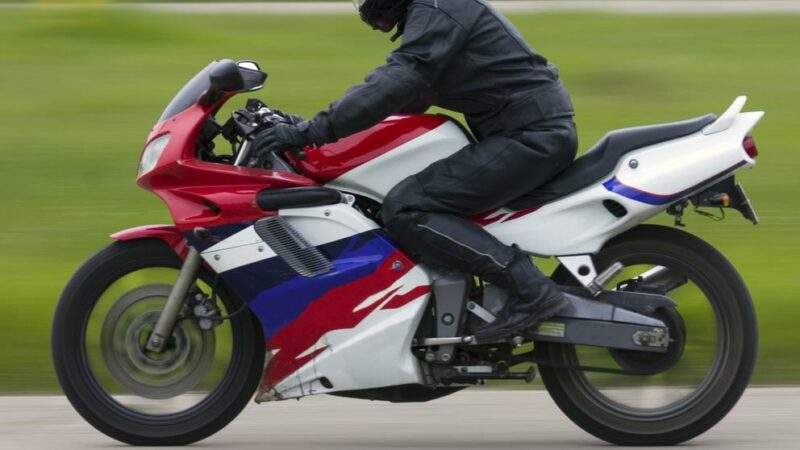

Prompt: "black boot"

[471,249,568,341]
[379,206,567,341]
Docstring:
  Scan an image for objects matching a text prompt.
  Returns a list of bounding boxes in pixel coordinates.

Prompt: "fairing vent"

[603,200,628,218]
[254,216,334,277]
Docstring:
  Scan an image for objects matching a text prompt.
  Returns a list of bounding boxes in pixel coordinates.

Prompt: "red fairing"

[137,103,317,231]
[289,114,448,182]
[111,225,189,259]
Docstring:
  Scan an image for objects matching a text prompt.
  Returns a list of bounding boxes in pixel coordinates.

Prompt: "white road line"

[498,0,800,14]
[4,1,800,14]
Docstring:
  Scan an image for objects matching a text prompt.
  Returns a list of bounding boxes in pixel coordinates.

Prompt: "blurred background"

[0,0,798,392]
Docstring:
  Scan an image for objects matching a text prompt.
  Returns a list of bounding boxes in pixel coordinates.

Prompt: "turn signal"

[708,193,731,207]
[743,136,759,158]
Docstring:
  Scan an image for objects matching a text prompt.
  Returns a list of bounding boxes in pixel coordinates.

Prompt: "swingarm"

[414,263,689,383]
[416,288,674,353]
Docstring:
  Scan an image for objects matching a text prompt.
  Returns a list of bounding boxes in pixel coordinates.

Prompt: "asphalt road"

[0,388,797,449]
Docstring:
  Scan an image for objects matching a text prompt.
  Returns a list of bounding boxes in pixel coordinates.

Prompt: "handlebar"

[221,99,310,167]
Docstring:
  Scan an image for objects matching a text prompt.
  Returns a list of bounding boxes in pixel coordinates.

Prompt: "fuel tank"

[290,115,471,201]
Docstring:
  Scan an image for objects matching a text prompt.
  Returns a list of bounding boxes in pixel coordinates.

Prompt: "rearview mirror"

[209,59,245,93]
[237,61,260,72]
[238,60,267,92]
[199,59,267,105]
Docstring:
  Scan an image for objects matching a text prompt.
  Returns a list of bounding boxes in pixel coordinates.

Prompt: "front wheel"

[52,239,265,446]
[538,225,758,446]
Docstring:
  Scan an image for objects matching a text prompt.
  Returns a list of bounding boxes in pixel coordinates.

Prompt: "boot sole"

[518,296,571,337]
[473,295,570,342]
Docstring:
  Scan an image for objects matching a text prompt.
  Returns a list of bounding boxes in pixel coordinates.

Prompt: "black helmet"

[353,0,413,33]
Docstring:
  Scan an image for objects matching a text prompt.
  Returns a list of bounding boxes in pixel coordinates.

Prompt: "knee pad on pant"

[384,210,422,246]
[380,176,425,227]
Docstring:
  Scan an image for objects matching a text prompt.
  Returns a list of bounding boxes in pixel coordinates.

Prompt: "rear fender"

[111,225,189,259]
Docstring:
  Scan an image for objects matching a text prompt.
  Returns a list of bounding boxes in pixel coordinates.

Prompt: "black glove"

[252,121,311,157]
[276,111,305,125]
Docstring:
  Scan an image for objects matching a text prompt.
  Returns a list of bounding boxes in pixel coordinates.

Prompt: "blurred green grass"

[1,8,798,392]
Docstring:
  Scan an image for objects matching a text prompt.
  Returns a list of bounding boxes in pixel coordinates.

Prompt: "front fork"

[145,247,203,352]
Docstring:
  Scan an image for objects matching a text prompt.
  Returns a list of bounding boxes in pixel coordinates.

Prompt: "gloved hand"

[252,121,311,157]
[274,110,305,125]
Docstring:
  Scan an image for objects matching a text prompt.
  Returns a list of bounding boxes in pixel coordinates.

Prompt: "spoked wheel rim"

[539,230,752,439]
[53,240,265,445]
[83,265,239,417]
[557,255,732,420]
[100,284,216,400]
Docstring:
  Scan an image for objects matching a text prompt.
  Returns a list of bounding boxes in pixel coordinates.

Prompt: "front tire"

[538,225,758,446]
[52,239,265,446]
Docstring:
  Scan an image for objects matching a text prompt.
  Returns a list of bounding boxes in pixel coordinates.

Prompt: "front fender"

[111,225,189,259]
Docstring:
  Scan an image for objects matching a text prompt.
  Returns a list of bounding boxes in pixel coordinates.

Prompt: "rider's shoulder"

[408,0,483,25]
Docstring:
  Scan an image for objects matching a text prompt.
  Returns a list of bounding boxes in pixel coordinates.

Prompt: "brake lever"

[232,110,259,137]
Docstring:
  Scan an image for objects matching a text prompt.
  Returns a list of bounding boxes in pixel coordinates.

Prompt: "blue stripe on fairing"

[603,161,747,205]
[218,230,399,338]
[603,178,676,205]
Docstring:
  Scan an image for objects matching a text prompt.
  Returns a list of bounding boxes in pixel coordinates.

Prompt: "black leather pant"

[381,118,578,282]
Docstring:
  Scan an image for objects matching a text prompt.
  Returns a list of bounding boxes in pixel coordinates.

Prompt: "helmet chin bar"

[358,0,411,34]
[362,10,402,33]
[370,15,398,33]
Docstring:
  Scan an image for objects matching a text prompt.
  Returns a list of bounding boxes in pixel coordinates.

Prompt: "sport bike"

[52,60,762,446]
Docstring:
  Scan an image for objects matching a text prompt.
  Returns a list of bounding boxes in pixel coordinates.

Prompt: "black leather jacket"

[308,0,574,143]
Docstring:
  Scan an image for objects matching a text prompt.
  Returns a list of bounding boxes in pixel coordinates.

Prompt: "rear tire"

[52,239,265,446]
[538,225,758,446]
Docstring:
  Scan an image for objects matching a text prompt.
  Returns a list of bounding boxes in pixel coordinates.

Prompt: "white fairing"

[488,100,763,255]
[326,120,470,200]
[267,266,431,399]
[200,204,433,400]
[326,98,763,256]
[200,204,379,274]
[201,226,277,273]
[704,95,748,135]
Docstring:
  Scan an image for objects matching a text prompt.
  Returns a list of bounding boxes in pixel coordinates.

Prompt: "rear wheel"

[52,239,265,446]
[538,225,757,445]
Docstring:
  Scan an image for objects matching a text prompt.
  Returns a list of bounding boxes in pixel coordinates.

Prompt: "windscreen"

[158,62,216,122]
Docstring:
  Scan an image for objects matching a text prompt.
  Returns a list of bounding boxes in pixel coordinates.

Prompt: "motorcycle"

[52,59,762,446]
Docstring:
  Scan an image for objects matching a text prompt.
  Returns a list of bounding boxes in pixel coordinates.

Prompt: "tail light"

[743,136,759,158]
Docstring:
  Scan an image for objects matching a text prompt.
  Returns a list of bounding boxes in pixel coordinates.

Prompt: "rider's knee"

[380,177,419,228]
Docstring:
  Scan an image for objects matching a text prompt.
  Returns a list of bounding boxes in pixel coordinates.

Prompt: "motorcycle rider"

[253,0,578,340]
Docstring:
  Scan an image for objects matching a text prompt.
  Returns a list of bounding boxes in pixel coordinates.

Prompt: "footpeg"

[557,256,623,295]
[416,336,475,346]
[588,262,624,295]
[441,366,537,383]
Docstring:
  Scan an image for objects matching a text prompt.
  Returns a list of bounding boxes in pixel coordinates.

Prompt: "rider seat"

[506,114,718,210]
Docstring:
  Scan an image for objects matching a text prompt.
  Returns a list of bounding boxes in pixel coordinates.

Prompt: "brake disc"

[100,284,215,400]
